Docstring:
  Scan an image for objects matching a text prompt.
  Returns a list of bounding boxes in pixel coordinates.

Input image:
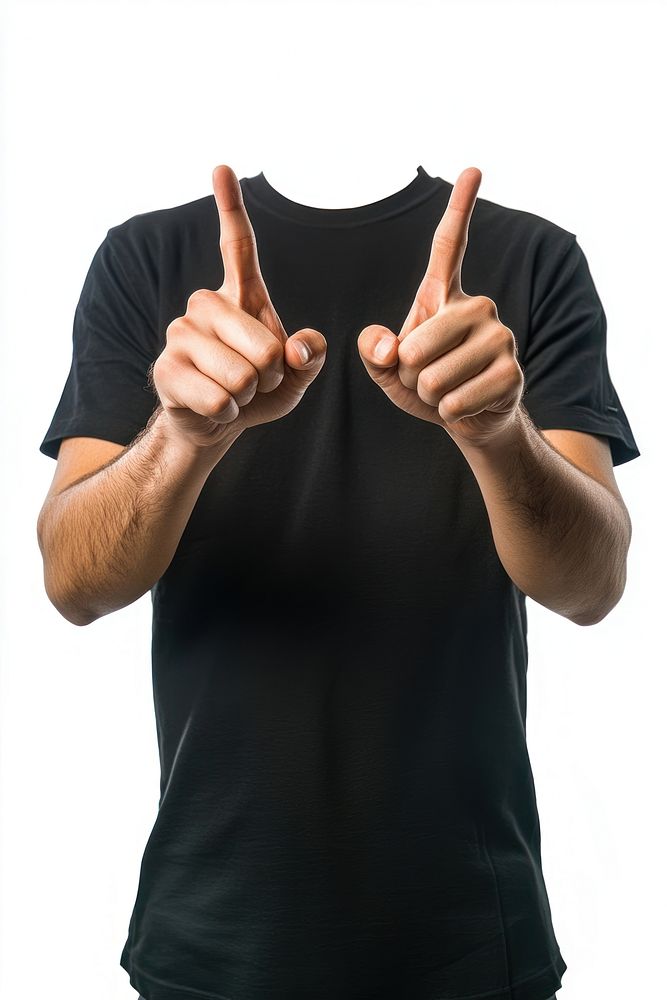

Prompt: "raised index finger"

[212,164,263,292]
[425,166,482,301]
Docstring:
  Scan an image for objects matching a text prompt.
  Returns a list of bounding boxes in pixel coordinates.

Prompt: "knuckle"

[255,339,283,372]
[186,287,218,314]
[476,294,497,317]
[417,368,439,397]
[434,232,459,253]
[165,318,179,342]
[229,365,258,396]
[202,386,233,419]
[185,290,203,314]
[152,350,177,384]
[439,396,461,422]
[165,316,190,344]
[498,357,522,386]
[491,323,514,351]
[497,323,516,358]
[223,233,257,254]
[398,340,423,370]
[510,360,524,386]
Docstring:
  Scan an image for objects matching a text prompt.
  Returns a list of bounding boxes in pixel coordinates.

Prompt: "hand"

[152,164,327,452]
[357,167,524,449]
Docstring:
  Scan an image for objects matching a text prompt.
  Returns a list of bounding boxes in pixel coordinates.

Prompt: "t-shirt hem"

[120,947,567,1000]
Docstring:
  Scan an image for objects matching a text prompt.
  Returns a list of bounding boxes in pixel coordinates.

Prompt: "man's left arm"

[454,402,632,627]
[356,166,635,627]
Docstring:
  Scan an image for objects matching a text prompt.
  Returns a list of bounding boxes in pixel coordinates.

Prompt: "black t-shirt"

[39,165,640,1000]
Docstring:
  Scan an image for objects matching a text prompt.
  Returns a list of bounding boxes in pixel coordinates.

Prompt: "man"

[37,163,640,1000]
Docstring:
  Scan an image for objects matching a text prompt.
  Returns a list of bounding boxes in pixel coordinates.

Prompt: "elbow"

[570,577,627,628]
[38,515,98,627]
[45,585,98,627]
[568,517,631,628]
[61,606,98,627]
[570,608,608,627]
[41,564,99,627]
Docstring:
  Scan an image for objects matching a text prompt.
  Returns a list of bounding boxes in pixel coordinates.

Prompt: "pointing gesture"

[357,167,524,449]
[151,164,327,453]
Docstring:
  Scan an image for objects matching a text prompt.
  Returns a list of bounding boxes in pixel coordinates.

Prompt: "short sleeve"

[520,233,640,467]
[38,225,161,461]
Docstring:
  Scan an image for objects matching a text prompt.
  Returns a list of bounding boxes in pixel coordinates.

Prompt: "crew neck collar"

[241,165,446,228]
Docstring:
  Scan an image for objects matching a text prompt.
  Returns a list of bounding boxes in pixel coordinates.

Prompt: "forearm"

[454,403,631,625]
[37,407,242,626]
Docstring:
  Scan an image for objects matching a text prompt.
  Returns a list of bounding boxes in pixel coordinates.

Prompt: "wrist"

[150,405,244,472]
[449,404,528,461]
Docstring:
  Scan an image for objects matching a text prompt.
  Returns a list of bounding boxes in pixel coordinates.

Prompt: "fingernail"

[295,341,312,364]
[375,336,395,361]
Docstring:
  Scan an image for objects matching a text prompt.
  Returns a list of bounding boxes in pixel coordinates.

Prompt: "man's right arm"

[37,163,329,627]
[36,407,241,627]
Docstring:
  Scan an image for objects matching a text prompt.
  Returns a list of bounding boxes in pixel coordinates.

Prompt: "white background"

[0,0,663,998]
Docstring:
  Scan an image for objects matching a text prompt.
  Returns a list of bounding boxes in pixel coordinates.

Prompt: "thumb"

[358,323,444,426]
[284,328,327,385]
[357,324,400,390]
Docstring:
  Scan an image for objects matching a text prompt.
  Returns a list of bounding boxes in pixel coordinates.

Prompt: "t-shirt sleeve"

[520,231,640,468]
[38,224,161,461]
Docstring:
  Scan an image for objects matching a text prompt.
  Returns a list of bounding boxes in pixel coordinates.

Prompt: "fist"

[151,164,327,452]
[357,167,524,450]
